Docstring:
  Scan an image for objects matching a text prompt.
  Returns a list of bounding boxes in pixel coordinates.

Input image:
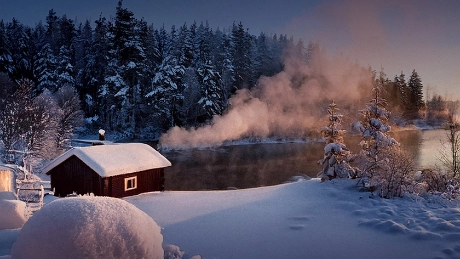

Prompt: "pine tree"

[34,43,58,93]
[177,23,194,67]
[197,60,224,120]
[5,18,33,81]
[356,71,400,193]
[318,101,355,180]
[358,71,397,160]
[57,15,76,51]
[74,20,93,99]
[45,9,59,53]
[231,22,252,90]
[84,16,109,119]
[0,21,12,74]
[392,72,407,113]
[407,69,424,119]
[56,45,75,88]
[253,32,273,79]
[0,75,20,162]
[146,56,185,130]
[103,0,147,136]
[214,31,235,105]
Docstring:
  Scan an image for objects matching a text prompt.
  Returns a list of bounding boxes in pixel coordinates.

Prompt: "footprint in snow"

[287,216,309,230]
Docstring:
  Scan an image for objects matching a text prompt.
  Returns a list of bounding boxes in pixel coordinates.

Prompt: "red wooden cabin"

[43,143,171,198]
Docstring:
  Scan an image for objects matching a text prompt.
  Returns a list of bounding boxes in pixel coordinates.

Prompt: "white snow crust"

[42,143,171,177]
[10,196,163,259]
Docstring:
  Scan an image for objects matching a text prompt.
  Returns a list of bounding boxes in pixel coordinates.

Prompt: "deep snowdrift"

[10,196,163,259]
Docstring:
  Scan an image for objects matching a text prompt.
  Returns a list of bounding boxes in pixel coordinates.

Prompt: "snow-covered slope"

[126,179,460,259]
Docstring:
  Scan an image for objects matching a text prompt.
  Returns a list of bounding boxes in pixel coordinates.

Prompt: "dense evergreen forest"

[0,2,294,136]
[0,1,454,163]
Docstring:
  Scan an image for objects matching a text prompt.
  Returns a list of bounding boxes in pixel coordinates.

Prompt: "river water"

[162,129,448,191]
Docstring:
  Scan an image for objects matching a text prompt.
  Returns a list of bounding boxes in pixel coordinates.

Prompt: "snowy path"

[126,179,456,259]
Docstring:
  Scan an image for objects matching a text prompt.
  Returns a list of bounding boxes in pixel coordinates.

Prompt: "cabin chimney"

[98,129,105,141]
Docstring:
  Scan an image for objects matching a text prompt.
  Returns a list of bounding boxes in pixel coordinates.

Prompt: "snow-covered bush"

[422,168,449,193]
[371,147,415,198]
[420,168,460,200]
[318,143,355,180]
[0,198,27,230]
[11,196,163,259]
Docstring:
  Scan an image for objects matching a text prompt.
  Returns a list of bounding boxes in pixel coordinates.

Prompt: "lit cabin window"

[124,176,137,191]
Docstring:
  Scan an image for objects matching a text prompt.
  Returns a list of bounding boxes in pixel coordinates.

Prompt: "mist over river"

[162,129,447,191]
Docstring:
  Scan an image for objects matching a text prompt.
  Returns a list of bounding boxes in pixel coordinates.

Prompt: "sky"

[1,0,460,100]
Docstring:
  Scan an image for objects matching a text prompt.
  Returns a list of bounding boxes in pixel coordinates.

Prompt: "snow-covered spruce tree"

[84,16,110,120]
[405,69,424,120]
[356,71,414,198]
[34,43,58,93]
[196,60,224,121]
[102,0,147,137]
[56,45,75,88]
[146,56,185,130]
[318,100,355,181]
[230,22,253,90]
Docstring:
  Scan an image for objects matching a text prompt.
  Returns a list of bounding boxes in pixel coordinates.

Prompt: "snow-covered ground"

[127,179,460,259]
[2,178,460,259]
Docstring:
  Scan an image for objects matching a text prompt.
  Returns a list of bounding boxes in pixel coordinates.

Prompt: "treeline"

[381,70,457,126]
[0,1,315,139]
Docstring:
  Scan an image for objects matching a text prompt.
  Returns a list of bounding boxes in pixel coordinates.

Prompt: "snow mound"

[10,196,163,259]
[0,198,27,230]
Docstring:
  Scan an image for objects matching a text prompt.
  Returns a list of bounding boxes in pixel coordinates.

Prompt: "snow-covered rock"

[10,196,163,259]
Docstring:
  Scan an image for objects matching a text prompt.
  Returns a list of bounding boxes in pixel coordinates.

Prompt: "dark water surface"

[162,129,432,191]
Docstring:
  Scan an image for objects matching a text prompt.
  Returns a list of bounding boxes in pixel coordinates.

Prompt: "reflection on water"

[163,129,448,191]
[416,129,448,168]
[163,142,324,191]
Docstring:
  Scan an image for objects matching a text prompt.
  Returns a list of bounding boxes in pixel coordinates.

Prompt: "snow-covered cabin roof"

[43,143,171,178]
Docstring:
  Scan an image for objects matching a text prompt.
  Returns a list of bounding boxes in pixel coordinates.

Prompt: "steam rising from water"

[160,51,373,149]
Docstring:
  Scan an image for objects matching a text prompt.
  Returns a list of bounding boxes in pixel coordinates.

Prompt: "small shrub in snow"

[422,168,449,193]
[11,196,163,259]
[372,147,415,198]
[420,168,460,200]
